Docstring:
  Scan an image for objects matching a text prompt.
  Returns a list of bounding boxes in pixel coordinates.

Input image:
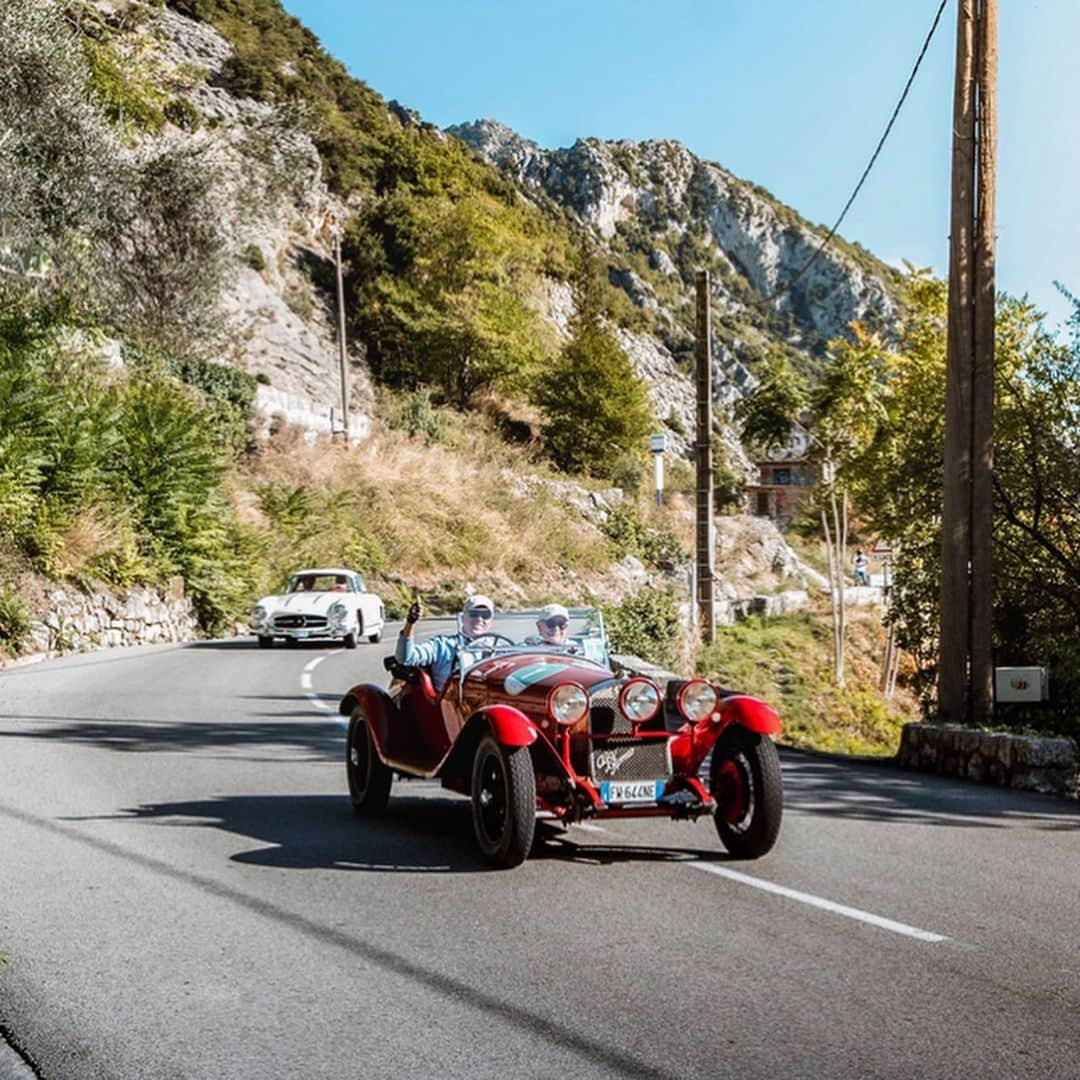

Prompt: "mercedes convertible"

[340,606,783,868]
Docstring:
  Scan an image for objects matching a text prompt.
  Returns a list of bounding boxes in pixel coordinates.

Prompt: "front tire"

[343,631,358,650]
[347,712,393,816]
[471,734,536,869]
[710,730,783,858]
[257,635,273,649]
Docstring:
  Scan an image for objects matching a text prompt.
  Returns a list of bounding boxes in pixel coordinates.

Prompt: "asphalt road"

[1,632,1078,1079]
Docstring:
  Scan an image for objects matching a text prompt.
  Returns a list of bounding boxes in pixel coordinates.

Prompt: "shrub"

[164,96,201,132]
[603,588,681,668]
[601,507,687,571]
[127,348,258,456]
[385,388,445,443]
[0,588,33,656]
[243,243,266,272]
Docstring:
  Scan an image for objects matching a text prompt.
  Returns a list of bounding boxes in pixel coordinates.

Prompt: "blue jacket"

[395,631,466,693]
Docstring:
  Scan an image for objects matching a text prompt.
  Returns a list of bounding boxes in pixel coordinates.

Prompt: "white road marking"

[298,651,344,718]
[689,861,949,943]
[573,822,608,833]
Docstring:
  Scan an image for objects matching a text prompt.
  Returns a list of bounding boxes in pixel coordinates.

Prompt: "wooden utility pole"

[970,0,997,723]
[940,0,996,725]
[334,231,351,443]
[695,270,715,644]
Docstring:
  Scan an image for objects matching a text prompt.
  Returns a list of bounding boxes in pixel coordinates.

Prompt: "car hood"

[255,592,344,615]
[465,652,614,695]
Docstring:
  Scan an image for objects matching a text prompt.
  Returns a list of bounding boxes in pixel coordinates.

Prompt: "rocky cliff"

[85,2,374,441]
[451,118,902,453]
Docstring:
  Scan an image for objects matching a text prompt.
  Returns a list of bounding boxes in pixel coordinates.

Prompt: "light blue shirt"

[395,631,467,693]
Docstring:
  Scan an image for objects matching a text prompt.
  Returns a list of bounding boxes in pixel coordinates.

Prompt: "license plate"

[600,780,663,804]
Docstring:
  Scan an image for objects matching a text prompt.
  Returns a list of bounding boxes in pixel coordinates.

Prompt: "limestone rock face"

[451,118,901,451]
[451,120,897,345]
[137,6,373,442]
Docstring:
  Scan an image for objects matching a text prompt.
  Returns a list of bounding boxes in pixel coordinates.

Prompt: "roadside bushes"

[604,588,681,669]
[601,507,687,571]
[0,587,33,656]
[0,310,251,630]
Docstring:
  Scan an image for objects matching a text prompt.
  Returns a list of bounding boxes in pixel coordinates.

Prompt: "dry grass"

[240,419,616,611]
[697,602,920,757]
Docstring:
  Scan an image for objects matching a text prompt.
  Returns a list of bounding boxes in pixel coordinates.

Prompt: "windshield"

[287,573,353,593]
[455,607,609,668]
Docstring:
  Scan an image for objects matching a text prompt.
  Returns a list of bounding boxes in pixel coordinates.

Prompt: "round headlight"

[619,678,661,723]
[328,601,347,626]
[251,604,267,625]
[678,680,718,721]
[547,683,589,726]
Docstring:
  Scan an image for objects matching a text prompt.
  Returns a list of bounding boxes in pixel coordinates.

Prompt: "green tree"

[347,189,547,405]
[854,271,1080,736]
[737,329,889,686]
[809,325,890,687]
[733,354,808,452]
[536,250,655,478]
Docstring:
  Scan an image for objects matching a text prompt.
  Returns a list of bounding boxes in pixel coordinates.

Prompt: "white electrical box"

[994,666,1049,703]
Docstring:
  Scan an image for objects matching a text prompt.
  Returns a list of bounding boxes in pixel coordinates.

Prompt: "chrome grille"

[589,738,672,783]
[273,614,327,630]
[588,680,632,735]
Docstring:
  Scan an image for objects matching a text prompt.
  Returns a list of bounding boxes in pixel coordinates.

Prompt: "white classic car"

[250,568,385,649]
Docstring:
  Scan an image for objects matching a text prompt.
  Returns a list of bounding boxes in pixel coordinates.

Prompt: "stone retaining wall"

[898,722,1078,797]
[26,579,199,655]
[716,589,809,625]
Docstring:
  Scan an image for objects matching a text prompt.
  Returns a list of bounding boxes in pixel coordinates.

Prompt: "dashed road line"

[689,861,949,942]
[299,653,342,716]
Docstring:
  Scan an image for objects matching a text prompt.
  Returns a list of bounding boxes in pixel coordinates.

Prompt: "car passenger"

[524,603,580,653]
[394,594,495,693]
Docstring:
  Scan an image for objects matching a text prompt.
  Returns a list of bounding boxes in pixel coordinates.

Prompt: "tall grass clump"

[0,307,255,630]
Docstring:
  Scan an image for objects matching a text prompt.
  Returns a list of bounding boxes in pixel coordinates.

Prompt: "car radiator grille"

[589,738,672,784]
[588,681,633,735]
[273,614,327,630]
[585,679,672,783]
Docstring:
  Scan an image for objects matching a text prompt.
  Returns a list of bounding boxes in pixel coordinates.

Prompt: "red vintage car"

[340,607,783,868]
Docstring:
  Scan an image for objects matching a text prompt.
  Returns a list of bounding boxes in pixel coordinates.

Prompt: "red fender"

[719,694,783,737]
[474,704,538,748]
[671,693,782,777]
[339,683,396,759]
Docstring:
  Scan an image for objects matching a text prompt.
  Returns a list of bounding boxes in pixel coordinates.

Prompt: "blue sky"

[282,0,1078,330]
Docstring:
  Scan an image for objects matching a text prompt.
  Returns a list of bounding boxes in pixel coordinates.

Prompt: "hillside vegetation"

[0,0,929,757]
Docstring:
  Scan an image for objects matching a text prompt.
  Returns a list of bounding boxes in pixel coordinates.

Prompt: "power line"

[758,0,950,307]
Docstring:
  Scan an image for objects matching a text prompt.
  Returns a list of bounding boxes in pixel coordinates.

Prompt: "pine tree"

[536,246,654,479]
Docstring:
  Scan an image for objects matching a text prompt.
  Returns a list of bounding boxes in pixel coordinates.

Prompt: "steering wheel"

[466,632,517,650]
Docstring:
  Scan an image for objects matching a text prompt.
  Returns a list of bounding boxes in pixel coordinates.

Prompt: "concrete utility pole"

[940,0,997,725]
[333,230,351,443]
[695,270,715,644]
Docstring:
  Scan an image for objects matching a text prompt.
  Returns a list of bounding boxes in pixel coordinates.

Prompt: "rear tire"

[471,735,536,869]
[367,628,382,644]
[257,636,273,649]
[710,730,783,858]
[347,712,393,816]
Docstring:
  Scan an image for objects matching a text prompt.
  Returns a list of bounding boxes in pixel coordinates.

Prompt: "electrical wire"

[755,0,951,307]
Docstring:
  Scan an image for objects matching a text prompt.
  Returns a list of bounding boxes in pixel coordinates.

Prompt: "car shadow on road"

[0,713,345,761]
[78,792,490,873]
[72,792,727,873]
[779,752,1080,831]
